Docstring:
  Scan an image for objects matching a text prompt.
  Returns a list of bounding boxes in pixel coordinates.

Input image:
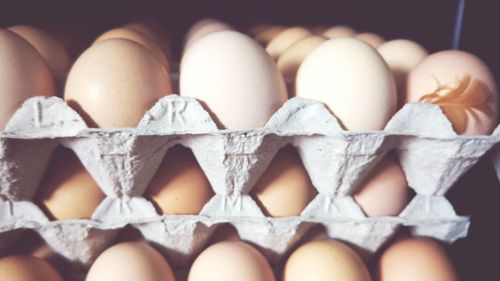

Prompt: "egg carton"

[0,95,498,270]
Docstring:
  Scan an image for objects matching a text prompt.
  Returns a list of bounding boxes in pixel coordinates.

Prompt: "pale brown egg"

[265,27,312,60]
[0,29,56,130]
[188,241,275,281]
[123,21,172,59]
[184,18,233,51]
[276,35,327,82]
[0,255,64,281]
[322,25,356,39]
[94,28,169,70]
[406,50,498,135]
[36,147,104,220]
[86,241,176,281]
[251,145,316,216]
[8,25,72,78]
[353,154,409,216]
[144,145,214,215]
[377,238,458,281]
[180,31,287,129]
[355,32,385,48]
[64,39,171,128]
[282,240,371,281]
[254,25,285,45]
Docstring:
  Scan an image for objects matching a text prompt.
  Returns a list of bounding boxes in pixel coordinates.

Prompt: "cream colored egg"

[276,35,327,81]
[184,18,233,51]
[8,25,72,78]
[323,25,356,39]
[251,145,316,216]
[36,147,104,220]
[355,32,385,48]
[266,27,312,60]
[377,238,458,281]
[0,29,56,130]
[406,50,498,135]
[0,255,64,281]
[145,145,214,215]
[353,154,409,216]
[86,241,176,281]
[94,28,169,70]
[64,39,171,128]
[188,241,275,281]
[180,31,287,129]
[282,240,371,281]
[296,38,396,130]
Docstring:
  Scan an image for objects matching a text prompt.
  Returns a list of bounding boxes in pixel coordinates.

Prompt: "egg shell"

[180,31,287,129]
[276,35,327,81]
[94,28,169,71]
[144,145,214,215]
[188,241,275,281]
[64,39,171,128]
[254,25,286,45]
[322,25,356,39]
[251,145,316,216]
[124,22,172,59]
[377,39,428,107]
[377,238,458,281]
[282,240,371,281]
[406,50,498,135]
[0,255,64,281]
[266,27,312,60]
[0,29,56,130]
[36,147,104,220]
[184,19,233,51]
[8,25,72,78]
[355,32,385,48]
[86,241,176,281]
[353,154,409,217]
[296,37,396,130]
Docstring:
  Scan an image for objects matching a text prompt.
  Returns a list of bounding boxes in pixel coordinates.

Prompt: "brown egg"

[94,28,169,71]
[8,25,72,78]
[266,27,312,60]
[251,145,316,216]
[377,238,458,281]
[282,240,371,281]
[353,154,409,216]
[64,39,171,128]
[322,25,356,39]
[406,50,498,135]
[86,241,176,281]
[0,29,56,130]
[355,33,385,48]
[41,23,88,60]
[0,255,64,281]
[254,25,285,45]
[123,21,172,59]
[144,145,214,215]
[188,241,275,281]
[36,147,104,220]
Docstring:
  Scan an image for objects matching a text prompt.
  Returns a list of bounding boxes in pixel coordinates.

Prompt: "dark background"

[1,0,499,280]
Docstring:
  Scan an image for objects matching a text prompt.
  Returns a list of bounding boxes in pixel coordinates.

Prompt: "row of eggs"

[0,235,458,281]
[0,18,498,221]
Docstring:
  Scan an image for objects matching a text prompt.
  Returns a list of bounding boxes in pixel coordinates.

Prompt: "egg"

[322,25,356,39]
[94,28,169,70]
[406,50,498,135]
[377,238,458,281]
[0,255,64,281]
[353,154,409,216]
[265,27,312,60]
[254,25,285,45]
[0,29,56,130]
[36,147,104,220]
[180,31,287,129]
[8,25,72,79]
[144,145,214,215]
[123,21,172,59]
[86,241,176,281]
[282,240,371,281]
[251,145,316,216]
[276,35,327,81]
[188,241,275,281]
[296,38,396,131]
[184,18,233,51]
[65,39,171,128]
[355,32,385,48]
